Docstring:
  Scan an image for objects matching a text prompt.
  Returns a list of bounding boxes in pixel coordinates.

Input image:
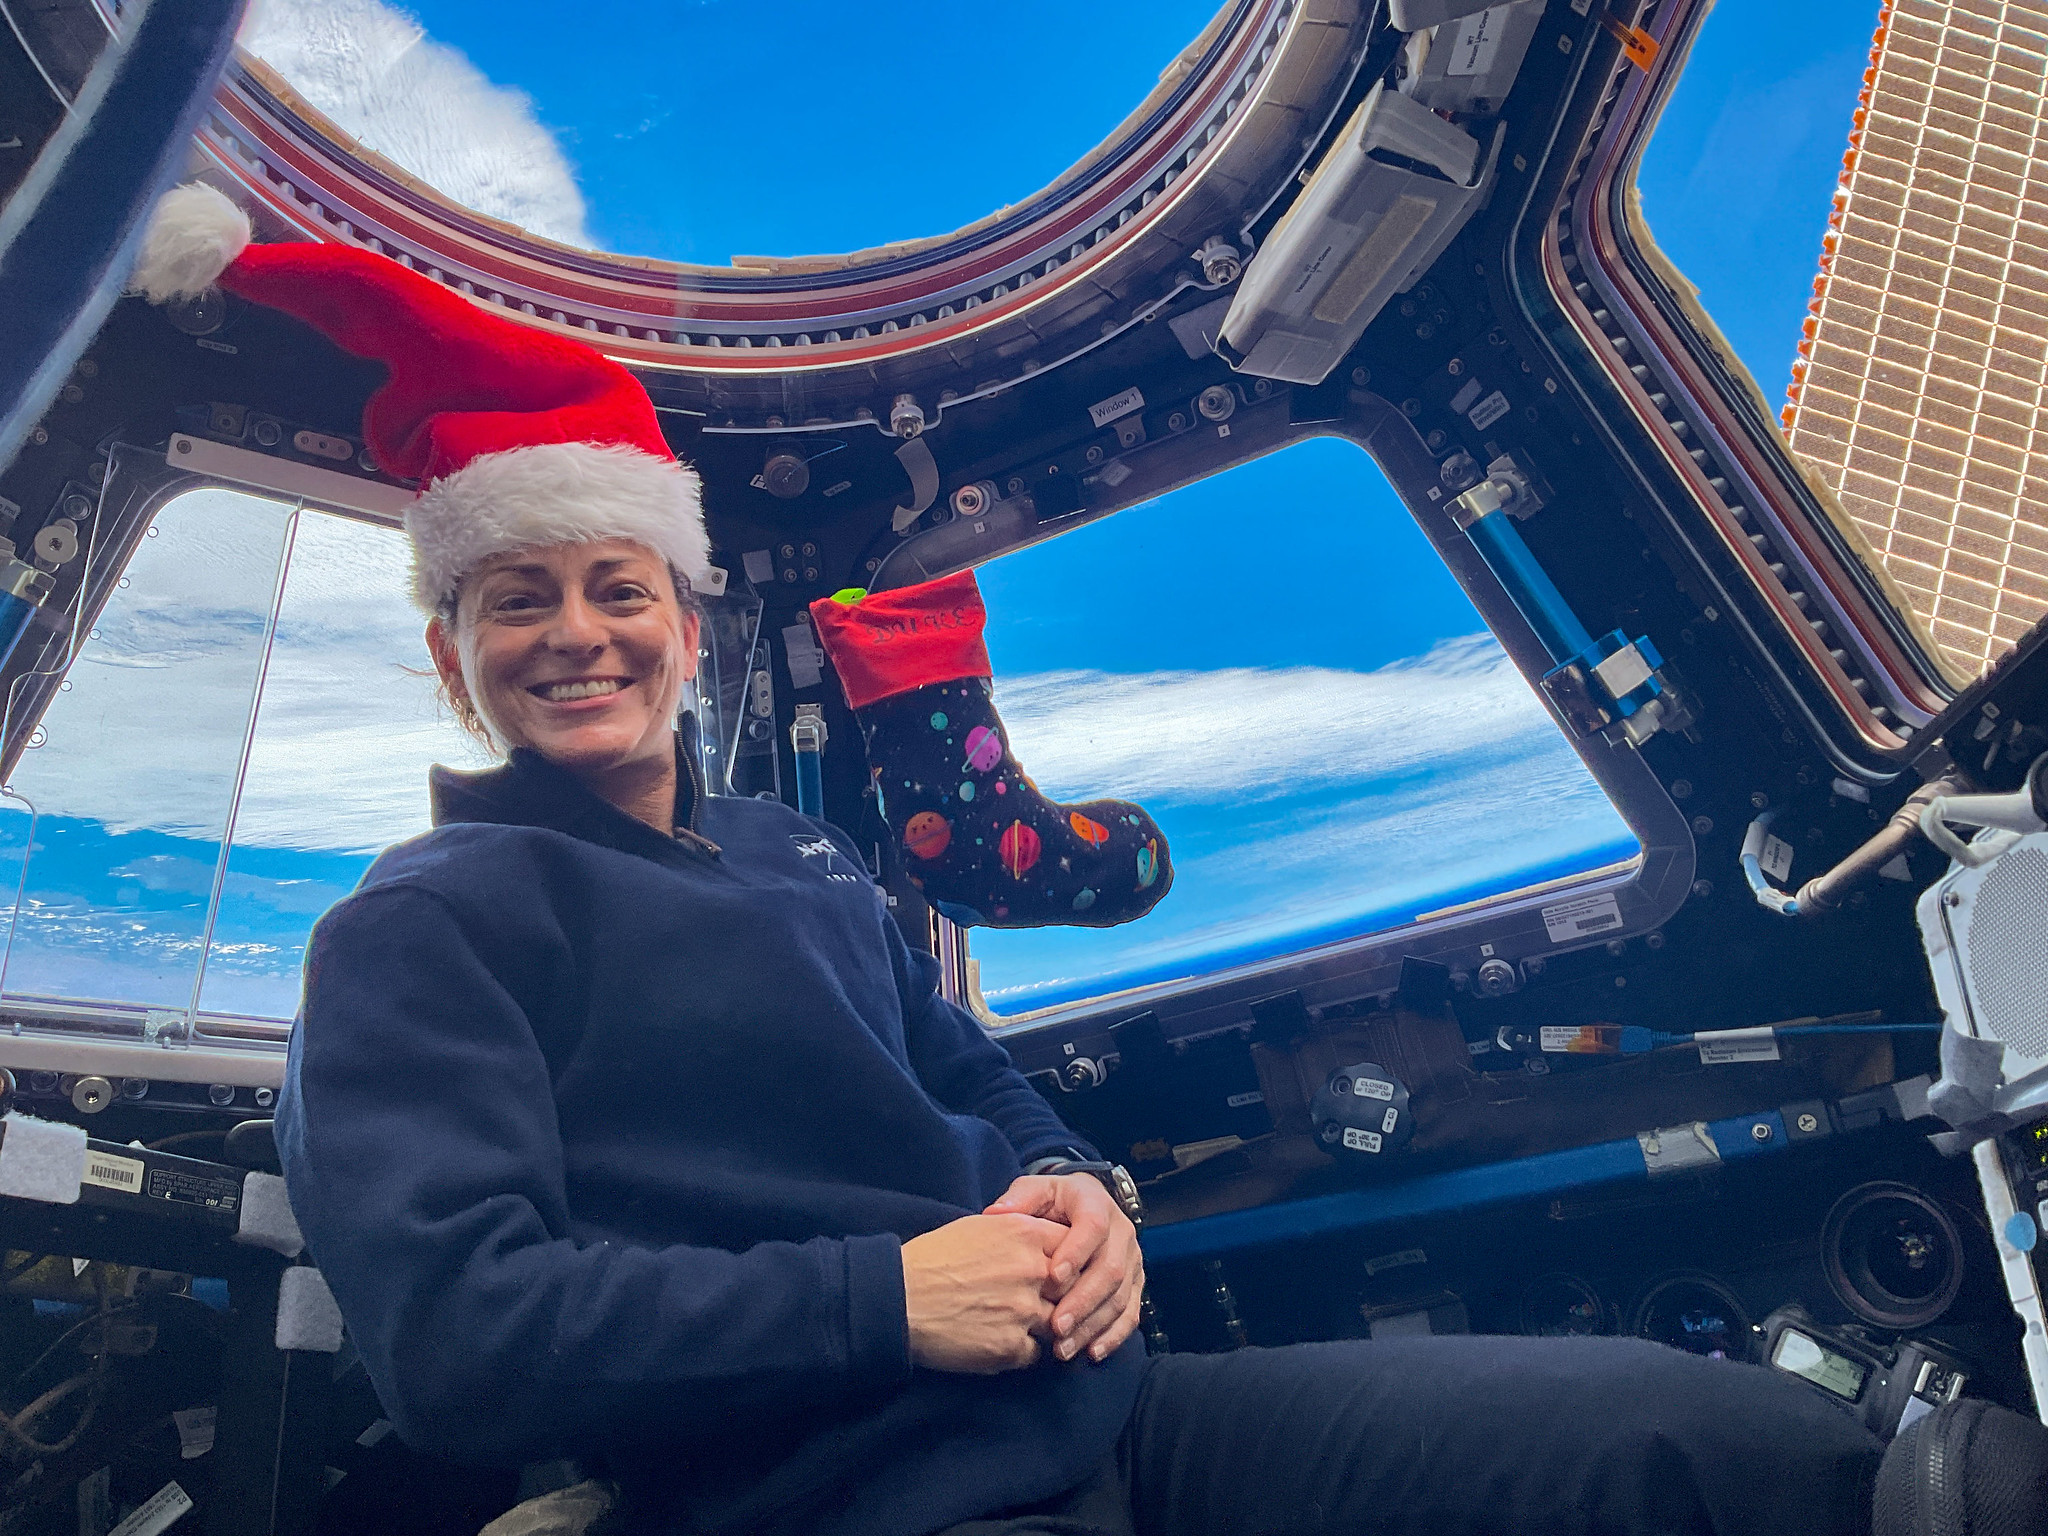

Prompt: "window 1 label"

[1087,387,1145,428]
[1542,891,1624,944]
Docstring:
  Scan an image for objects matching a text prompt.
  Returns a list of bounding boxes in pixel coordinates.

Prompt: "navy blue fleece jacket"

[275,739,1143,1536]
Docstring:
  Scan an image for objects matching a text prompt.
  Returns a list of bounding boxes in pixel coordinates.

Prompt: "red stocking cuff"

[809,571,992,710]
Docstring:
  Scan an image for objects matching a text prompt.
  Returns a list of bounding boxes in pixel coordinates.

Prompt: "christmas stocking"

[809,572,1173,929]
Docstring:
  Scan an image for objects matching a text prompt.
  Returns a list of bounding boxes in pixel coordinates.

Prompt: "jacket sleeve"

[276,883,911,1467]
[880,911,1095,1168]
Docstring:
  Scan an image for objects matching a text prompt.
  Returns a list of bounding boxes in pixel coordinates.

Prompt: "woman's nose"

[544,590,609,650]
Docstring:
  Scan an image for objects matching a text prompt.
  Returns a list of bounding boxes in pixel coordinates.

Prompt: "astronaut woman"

[129,184,2031,1536]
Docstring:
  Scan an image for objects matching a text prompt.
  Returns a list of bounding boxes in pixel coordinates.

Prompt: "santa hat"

[129,183,708,614]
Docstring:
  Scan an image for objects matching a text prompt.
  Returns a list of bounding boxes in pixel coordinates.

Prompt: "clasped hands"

[900,1172,1144,1375]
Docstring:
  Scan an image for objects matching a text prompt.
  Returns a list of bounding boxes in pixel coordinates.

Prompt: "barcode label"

[82,1150,145,1193]
[1541,891,1624,944]
[109,1480,192,1536]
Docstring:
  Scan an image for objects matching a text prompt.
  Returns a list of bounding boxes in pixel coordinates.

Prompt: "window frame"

[1518,0,1956,765]
[874,406,1697,1046]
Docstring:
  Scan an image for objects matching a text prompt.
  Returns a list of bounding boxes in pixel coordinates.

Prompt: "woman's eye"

[491,592,542,613]
[603,584,651,604]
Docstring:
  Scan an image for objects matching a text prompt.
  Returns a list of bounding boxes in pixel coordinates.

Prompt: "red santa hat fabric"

[130,183,708,613]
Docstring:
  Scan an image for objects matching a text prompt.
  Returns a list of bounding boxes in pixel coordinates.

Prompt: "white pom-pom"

[129,182,252,304]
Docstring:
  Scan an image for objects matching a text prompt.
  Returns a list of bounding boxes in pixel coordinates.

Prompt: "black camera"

[1761,1305,1969,1441]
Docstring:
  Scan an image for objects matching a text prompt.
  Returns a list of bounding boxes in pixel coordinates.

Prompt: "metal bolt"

[1351,366,1371,386]
[1447,358,1464,376]
[1751,791,1770,809]
[1692,880,1714,899]
[118,1078,148,1101]
[1007,476,1026,495]
[1475,957,1519,998]
[1671,779,1693,800]
[71,1076,112,1113]
[1751,1121,1773,1143]
[889,394,925,439]
[1692,815,1714,836]
[1645,931,1665,950]
[1605,938,1626,958]
[1196,235,1242,285]
[1944,891,1962,908]
[255,1087,276,1109]
[208,1083,235,1106]
[1196,384,1237,422]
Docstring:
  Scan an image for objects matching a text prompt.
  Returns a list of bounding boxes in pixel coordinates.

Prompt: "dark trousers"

[938,1336,1884,1536]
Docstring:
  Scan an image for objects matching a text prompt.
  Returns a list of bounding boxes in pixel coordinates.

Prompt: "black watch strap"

[1031,1157,1145,1231]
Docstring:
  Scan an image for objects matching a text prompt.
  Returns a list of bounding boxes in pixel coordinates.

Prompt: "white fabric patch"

[0,1111,87,1205]
[235,1171,305,1258]
[173,1406,217,1459]
[276,1267,346,1353]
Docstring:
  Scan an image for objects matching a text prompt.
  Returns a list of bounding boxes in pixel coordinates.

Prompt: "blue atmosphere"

[0,1,1877,1025]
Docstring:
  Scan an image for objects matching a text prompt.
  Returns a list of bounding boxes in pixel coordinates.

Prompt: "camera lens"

[1632,1273,1752,1361]
[1823,1182,1963,1329]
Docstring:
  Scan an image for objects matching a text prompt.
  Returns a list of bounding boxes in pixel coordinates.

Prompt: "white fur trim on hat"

[130,183,252,304]
[406,441,710,613]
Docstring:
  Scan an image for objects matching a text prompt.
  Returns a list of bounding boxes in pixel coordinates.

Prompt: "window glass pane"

[0,489,294,1013]
[194,510,489,1020]
[241,0,1216,264]
[969,437,1638,1018]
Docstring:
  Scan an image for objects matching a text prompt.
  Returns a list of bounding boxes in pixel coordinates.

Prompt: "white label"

[355,1419,393,1449]
[1225,1091,1265,1108]
[1592,643,1654,700]
[1381,1106,1400,1134]
[172,1406,215,1460]
[1087,387,1145,428]
[1542,891,1624,944]
[1760,834,1794,883]
[1341,1127,1384,1153]
[82,1150,145,1194]
[1364,1247,1427,1275]
[781,623,825,690]
[109,1482,192,1536]
[1696,1028,1781,1065]
[1448,6,1513,75]
[1468,390,1512,430]
[1351,1077,1395,1100]
[1539,1026,1582,1052]
[1448,378,1484,415]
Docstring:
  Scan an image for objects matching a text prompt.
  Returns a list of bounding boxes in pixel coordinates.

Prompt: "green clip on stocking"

[809,572,1173,929]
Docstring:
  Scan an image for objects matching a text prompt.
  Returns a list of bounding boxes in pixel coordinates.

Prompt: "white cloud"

[240,0,593,247]
[990,633,1572,805]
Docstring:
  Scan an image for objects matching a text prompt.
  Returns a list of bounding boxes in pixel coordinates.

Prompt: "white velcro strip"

[275,1266,345,1353]
[234,1171,304,1258]
[0,1111,87,1205]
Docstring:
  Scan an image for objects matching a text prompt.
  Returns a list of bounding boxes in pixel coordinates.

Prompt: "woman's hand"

[901,1213,1067,1374]
[983,1174,1144,1365]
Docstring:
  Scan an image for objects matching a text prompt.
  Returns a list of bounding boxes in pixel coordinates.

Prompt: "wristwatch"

[1027,1155,1145,1232]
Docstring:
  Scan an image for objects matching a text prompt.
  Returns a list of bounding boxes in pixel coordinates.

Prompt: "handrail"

[0,0,247,478]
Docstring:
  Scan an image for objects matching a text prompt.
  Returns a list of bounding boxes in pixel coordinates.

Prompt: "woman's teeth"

[539,679,625,701]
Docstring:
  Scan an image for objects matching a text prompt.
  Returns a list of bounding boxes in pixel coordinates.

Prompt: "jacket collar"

[428,714,719,860]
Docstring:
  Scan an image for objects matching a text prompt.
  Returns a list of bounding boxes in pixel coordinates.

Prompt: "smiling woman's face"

[426,538,699,779]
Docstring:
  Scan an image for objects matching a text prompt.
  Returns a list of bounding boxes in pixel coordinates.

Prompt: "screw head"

[1944,890,1962,907]
[1797,1113,1819,1133]
[1751,1121,1772,1143]
[1750,791,1770,810]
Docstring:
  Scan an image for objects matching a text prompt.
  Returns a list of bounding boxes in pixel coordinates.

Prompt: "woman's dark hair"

[430,560,701,753]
